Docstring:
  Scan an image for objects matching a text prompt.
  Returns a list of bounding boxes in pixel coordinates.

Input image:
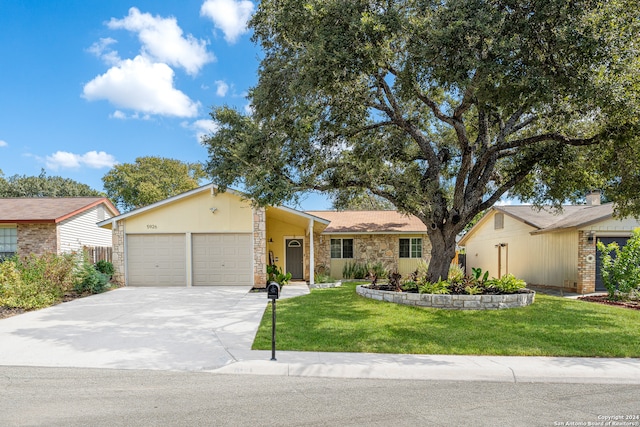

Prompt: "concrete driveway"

[0,287,269,371]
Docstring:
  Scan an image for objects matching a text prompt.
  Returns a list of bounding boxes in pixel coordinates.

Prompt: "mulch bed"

[578,294,640,310]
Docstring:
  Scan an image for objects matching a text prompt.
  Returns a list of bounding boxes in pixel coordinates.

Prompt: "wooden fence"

[83,246,112,264]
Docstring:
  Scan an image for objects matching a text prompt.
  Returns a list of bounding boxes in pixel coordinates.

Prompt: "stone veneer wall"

[111,220,125,285]
[357,286,535,310]
[17,223,58,256]
[313,234,432,276]
[314,233,331,273]
[253,207,267,288]
[577,230,596,294]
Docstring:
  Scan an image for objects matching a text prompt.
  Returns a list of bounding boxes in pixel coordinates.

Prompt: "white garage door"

[192,233,253,286]
[127,234,186,286]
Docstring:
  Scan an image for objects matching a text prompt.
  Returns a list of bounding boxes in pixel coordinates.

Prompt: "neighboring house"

[458,192,640,294]
[306,210,430,279]
[0,197,119,259]
[97,184,432,288]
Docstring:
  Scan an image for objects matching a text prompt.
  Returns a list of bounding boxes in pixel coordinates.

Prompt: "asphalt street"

[1,366,639,427]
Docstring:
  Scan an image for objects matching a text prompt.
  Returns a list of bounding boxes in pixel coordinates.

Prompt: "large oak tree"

[203,0,640,281]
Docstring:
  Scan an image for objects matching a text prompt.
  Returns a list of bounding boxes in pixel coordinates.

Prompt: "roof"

[98,183,330,230]
[305,210,428,234]
[459,202,617,245]
[0,197,118,224]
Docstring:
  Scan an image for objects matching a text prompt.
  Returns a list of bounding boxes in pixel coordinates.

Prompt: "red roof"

[305,210,427,233]
[0,197,118,223]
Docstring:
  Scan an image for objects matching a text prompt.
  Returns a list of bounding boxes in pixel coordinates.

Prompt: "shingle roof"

[495,203,615,234]
[305,210,427,233]
[0,197,117,223]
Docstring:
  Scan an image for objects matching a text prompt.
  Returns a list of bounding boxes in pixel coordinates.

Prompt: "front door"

[286,239,304,280]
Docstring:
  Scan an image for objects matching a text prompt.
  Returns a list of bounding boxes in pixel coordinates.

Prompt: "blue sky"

[0,0,331,210]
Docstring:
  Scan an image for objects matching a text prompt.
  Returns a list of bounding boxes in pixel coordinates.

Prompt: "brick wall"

[577,230,596,294]
[17,223,58,256]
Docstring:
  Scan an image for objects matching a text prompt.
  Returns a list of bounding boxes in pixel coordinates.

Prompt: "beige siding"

[125,191,253,234]
[59,205,113,253]
[463,211,579,287]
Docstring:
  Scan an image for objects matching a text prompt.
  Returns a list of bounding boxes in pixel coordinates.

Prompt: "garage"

[127,234,186,286]
[192,233,253,286]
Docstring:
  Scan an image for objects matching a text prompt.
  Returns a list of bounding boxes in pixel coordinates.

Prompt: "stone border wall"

[356,286,535,310]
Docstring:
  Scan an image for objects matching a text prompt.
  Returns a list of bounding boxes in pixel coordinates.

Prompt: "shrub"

[314,272,335,283]
[95,260,114,277]
[419,279,450,294]
[370,262,388,279]
[486,274,527,294]
[267,264,292,285]
[1,254,75,309]
[74,260,110,294]
[342,262,369,279]
[597,228,640,300]
[448,263,465,282]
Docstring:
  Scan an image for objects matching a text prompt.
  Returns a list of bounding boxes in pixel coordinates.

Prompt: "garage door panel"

[127,234,186,286]
[192,233,252,286]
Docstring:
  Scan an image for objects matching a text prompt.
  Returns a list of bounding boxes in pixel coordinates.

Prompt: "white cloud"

[46,151,117,170]
[87,37,120,65]
[184,119,220,143]
[0,140,7,147]
[214,80,229,97]
[243,102,254,115]
[200,0,254,43]
[108,7,214,75]
[83,55,200,118]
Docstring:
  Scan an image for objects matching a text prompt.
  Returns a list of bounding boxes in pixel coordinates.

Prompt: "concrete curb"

[212,352,640,384]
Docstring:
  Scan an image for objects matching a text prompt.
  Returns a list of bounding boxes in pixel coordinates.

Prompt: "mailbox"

[267,282,280,299]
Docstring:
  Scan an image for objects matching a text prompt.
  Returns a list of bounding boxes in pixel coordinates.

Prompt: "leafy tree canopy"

[202,0,640,281]
[102,156,206,212]
[332,189,395,211]
[0,169,103,198]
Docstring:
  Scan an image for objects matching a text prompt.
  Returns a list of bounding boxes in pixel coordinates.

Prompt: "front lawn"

[253,282,640,357]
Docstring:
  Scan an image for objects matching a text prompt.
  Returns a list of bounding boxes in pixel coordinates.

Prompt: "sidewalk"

[211,283,640,384]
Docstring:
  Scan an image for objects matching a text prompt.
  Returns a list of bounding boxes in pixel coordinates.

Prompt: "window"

[494,213,504,230]
[399,238,422,258]
[0,227,17,260]
[330,238,354,259]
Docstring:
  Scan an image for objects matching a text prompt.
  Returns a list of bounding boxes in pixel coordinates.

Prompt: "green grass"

[253,282,640,357]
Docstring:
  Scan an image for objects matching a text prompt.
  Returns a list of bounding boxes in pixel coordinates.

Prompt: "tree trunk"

[426,227,458,283]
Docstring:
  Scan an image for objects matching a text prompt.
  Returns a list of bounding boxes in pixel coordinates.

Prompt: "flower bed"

[356,285,535,310]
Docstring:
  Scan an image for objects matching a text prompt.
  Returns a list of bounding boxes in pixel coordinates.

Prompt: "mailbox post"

[266,282,280,361]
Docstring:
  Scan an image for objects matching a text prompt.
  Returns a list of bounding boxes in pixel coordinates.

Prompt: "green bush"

[95,260,114,277]
[342,262,369,279]
[486,274,527,294]
[597,228,640,300]
[418,279,451,294]
[74,261,110,294]
[368,262,388,279]
[448,263,465,282]
[267,264,292,285]
[0,254,77,309]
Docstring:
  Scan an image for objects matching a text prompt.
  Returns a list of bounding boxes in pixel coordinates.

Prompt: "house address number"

[147,224,158,229]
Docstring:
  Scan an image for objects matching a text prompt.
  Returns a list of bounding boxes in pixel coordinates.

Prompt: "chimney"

[586,190,601,206]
